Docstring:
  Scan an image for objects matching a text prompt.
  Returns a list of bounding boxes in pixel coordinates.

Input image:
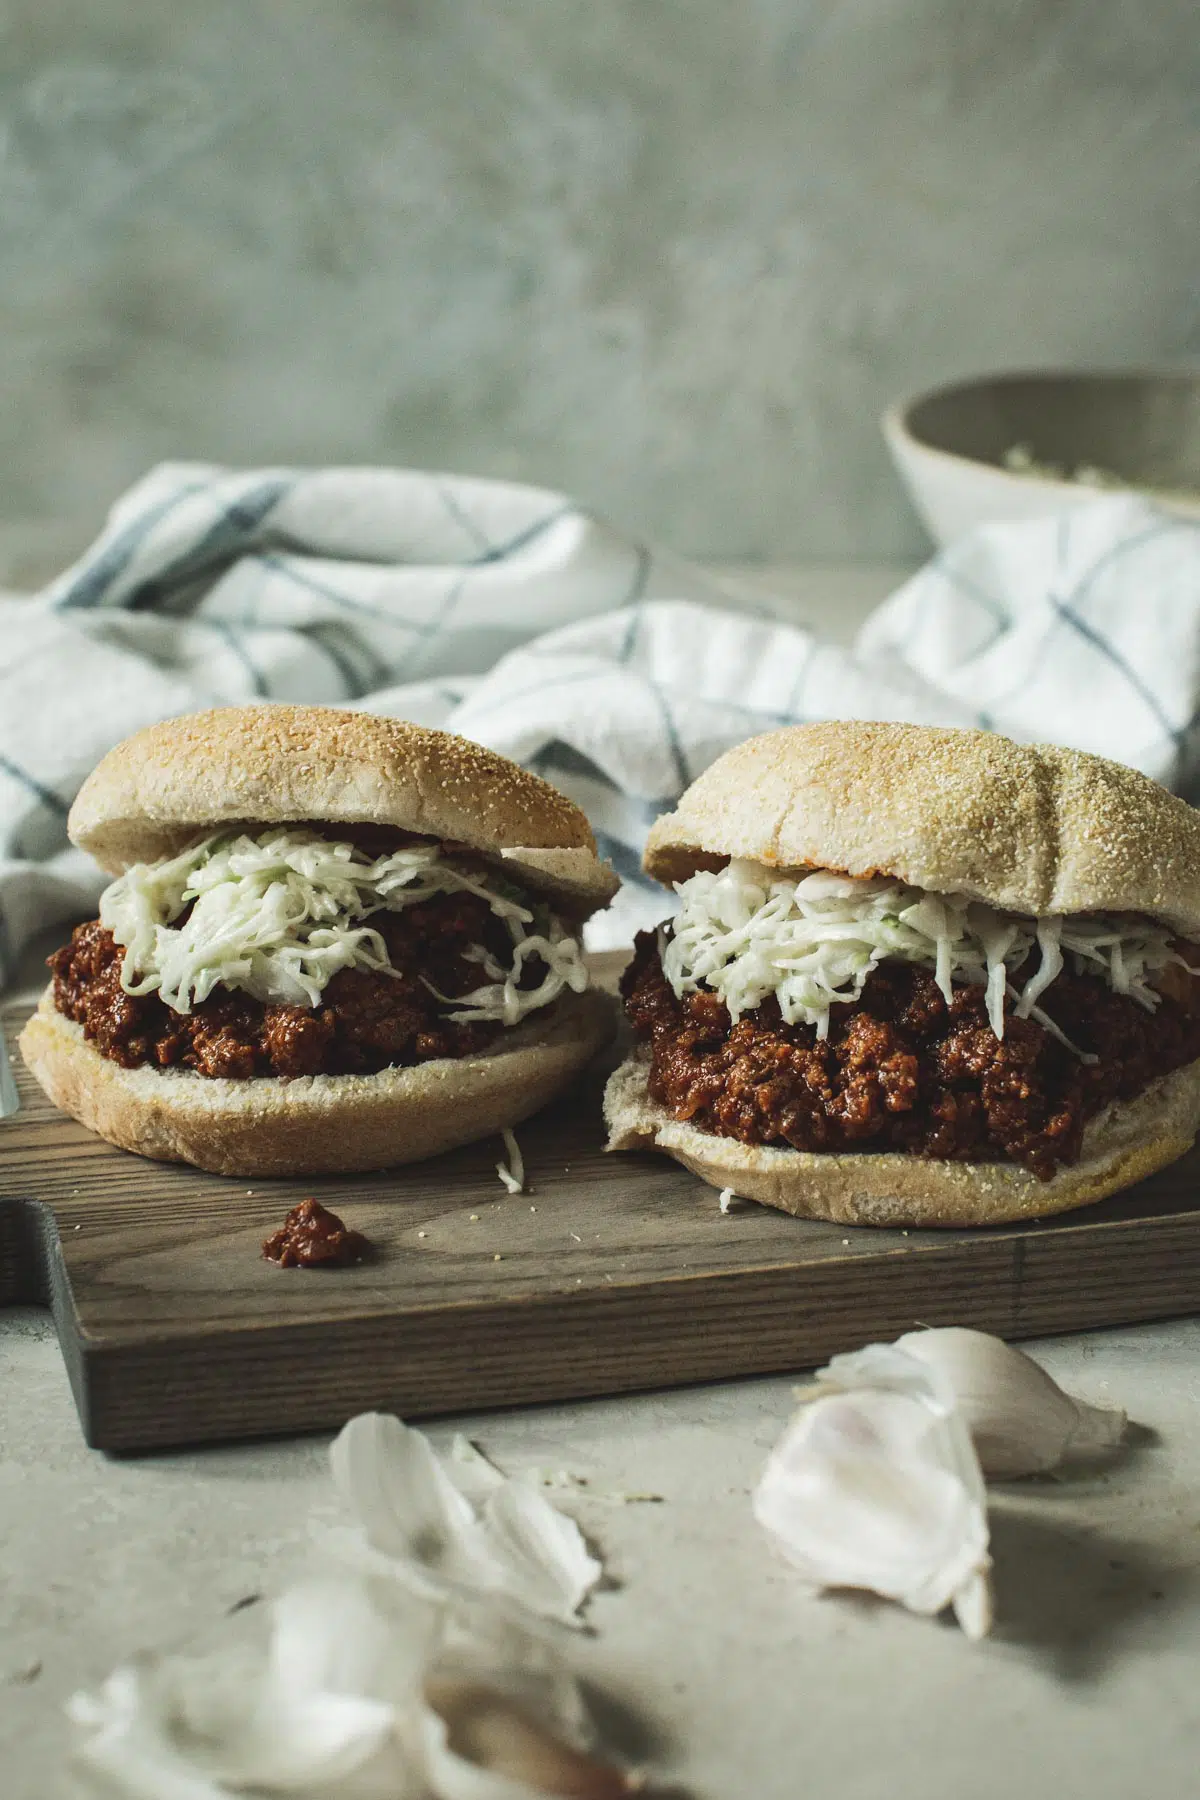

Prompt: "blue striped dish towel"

[2,461,1198,970]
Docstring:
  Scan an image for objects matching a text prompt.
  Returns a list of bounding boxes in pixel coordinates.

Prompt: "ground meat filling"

[51,887,528,1080]
[622,929,1200,1180]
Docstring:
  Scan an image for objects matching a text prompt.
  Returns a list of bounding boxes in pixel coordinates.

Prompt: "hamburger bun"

[604,1048,1200,1228]
[644,720,1200,936]
[611,721,1200,1225]
[70,704,619,913]
[23,985,612,1178]
[26,705,618,1175]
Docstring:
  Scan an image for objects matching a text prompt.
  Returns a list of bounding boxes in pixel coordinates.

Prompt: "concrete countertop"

[3,561,1198,1798]
[4,1309,1199,1799]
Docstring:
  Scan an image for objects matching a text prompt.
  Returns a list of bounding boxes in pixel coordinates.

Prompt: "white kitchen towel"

[2,461,1199,973]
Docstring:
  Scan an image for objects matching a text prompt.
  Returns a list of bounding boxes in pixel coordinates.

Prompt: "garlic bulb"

[754,1346,993,1638]
[894,1328,1127,1479]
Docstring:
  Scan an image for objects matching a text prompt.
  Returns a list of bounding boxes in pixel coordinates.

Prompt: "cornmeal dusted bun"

[24,986,612,1178]
[70,704,618,911]
[643,721,1200,937]
[605,1050,1200,1228]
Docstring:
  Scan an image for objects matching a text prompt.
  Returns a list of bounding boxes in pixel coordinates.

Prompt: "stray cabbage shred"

[99,829,589,1022]
[662,860,1193,1050]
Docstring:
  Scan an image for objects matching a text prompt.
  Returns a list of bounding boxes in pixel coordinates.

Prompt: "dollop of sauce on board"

[262,1199,368,1269]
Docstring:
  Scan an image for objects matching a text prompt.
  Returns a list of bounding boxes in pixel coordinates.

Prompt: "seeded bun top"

[69,705,618,912]
[643,721,1200,938]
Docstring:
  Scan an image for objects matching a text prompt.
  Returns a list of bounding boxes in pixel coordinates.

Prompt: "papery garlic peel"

[755,1346,993,1638]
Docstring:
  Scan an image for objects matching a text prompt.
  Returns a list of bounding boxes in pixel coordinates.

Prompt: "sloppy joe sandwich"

[21,706,617,1176]
[604,721,1200,1226]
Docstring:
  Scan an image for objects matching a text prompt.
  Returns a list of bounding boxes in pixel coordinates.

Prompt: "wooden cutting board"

[2,986,1199,1453]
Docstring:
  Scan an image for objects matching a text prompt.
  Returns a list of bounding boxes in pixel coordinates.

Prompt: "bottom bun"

[603,1049,1200,1228]
[21,986,613,1178]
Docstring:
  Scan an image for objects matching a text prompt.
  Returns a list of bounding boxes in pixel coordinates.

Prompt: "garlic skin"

[69,1579,632,1800]
[754,1346,993,1638]
[68,1577,420,1800]
[329,1414,602,1624]
[894,1328,1127,1479]
[68,1416,631,1800]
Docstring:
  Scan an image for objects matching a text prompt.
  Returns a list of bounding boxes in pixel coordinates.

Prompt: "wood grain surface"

[2,987,1200,1453]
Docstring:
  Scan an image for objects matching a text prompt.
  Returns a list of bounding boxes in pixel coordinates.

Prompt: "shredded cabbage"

[662,859,1193,1050]
[99,829,588,1024]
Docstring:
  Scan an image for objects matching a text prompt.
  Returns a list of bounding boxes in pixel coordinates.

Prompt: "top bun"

[70,705,618,912]
[643,721,1200,938]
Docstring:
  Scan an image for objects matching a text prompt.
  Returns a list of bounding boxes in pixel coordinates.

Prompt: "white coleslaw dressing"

[99,830,590,1024]
[662,860,1194,1050]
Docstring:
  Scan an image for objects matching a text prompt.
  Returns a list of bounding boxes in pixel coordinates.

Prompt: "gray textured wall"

[1,0,1197,580]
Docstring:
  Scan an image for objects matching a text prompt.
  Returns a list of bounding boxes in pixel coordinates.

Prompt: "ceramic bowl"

[882,370,1200,547]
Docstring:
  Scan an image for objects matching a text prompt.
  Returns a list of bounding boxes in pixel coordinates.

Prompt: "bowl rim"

[881,365,1200,491]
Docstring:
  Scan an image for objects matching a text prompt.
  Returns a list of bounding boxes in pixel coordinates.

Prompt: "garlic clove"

[423,1678,636,1798]
[755,1346,993,1637]
[421,1606,636,1799]
[893,1328,1127,1479]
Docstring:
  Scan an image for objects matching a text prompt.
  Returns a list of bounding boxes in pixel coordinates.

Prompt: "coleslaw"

[662,860,1192,1049]
[99,829,589,1024]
